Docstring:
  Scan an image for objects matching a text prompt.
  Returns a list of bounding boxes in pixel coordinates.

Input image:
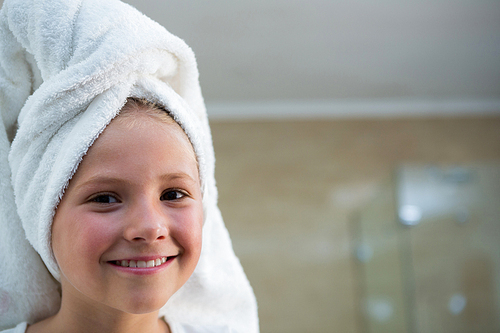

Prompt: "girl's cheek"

[54,211,117,265]
[77,215,119,255]
[181,206,204,253]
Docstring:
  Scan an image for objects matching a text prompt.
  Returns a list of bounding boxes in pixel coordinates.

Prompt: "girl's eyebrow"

[73,173,197,191]
[159,173,198,183]
[73,177,123,192]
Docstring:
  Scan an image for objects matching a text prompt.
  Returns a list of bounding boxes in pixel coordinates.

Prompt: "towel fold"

[0,0,258,331]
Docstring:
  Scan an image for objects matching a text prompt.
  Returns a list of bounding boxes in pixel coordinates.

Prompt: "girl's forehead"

[114,104,198,162]
[70,113,200,187]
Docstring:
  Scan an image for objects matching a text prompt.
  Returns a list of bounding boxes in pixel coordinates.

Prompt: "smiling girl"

[25,99,204,333]
[0,0,258,332]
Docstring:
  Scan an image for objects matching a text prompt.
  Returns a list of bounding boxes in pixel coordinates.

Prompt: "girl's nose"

[123,201,168,242]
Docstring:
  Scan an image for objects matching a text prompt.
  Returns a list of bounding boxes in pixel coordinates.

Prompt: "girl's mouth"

[110,256,173,268]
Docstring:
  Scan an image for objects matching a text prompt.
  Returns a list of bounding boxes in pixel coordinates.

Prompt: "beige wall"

[210,117,500,333]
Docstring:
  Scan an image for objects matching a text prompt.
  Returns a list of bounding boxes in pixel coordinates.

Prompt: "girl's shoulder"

[170,322,236,333]
[3,322,237,333]
[1,322,27,333]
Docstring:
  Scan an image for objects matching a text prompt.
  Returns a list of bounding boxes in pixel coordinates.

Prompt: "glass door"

[353,163,500,333]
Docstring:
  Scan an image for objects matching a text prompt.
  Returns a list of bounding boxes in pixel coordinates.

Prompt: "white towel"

[0,0,258,331]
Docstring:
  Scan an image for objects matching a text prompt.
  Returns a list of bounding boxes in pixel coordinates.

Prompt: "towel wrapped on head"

[0,0,258,331]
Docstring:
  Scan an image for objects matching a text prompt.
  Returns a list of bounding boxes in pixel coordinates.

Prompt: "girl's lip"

[107,256,177,275]
[111,255,173,262]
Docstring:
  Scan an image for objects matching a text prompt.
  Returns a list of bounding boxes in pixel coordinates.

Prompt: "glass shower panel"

[354,163,500,333]
[397,164,500,333]
[352,185,409,333]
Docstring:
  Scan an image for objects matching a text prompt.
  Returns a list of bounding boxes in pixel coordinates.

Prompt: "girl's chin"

[96,291,172,315]
[116,297,170,315]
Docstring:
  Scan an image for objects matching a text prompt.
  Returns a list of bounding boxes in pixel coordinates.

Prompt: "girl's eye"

[90,194,119,204]
[161,190,185,201]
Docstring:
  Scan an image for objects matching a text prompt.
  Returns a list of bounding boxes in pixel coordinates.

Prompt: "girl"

[25,98,203,333]
[0,0,258,332]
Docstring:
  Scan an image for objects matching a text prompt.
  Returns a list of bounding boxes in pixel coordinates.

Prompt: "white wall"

[2,0,499,118]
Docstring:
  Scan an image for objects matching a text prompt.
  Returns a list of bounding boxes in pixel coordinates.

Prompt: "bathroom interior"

[211,118,500,332]
[127,1,500,332]
[4,0,497,331]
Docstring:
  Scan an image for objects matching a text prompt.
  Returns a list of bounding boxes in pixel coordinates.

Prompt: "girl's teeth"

[116,257,167,268]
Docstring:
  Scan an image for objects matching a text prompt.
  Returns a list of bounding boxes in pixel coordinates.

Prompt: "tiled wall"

[210,117,500,333]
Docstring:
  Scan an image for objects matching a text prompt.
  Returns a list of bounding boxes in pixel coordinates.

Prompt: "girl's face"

[51,111,203,315]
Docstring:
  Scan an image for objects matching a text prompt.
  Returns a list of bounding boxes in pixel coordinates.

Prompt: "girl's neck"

[27,297,169,333]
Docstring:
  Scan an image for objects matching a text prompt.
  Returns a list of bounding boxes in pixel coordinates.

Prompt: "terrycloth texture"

[0,322,27,333]
[0,0,258,331]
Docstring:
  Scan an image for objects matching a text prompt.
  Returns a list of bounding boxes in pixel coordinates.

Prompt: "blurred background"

[121,1,500,332]
[5,0,496,331]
